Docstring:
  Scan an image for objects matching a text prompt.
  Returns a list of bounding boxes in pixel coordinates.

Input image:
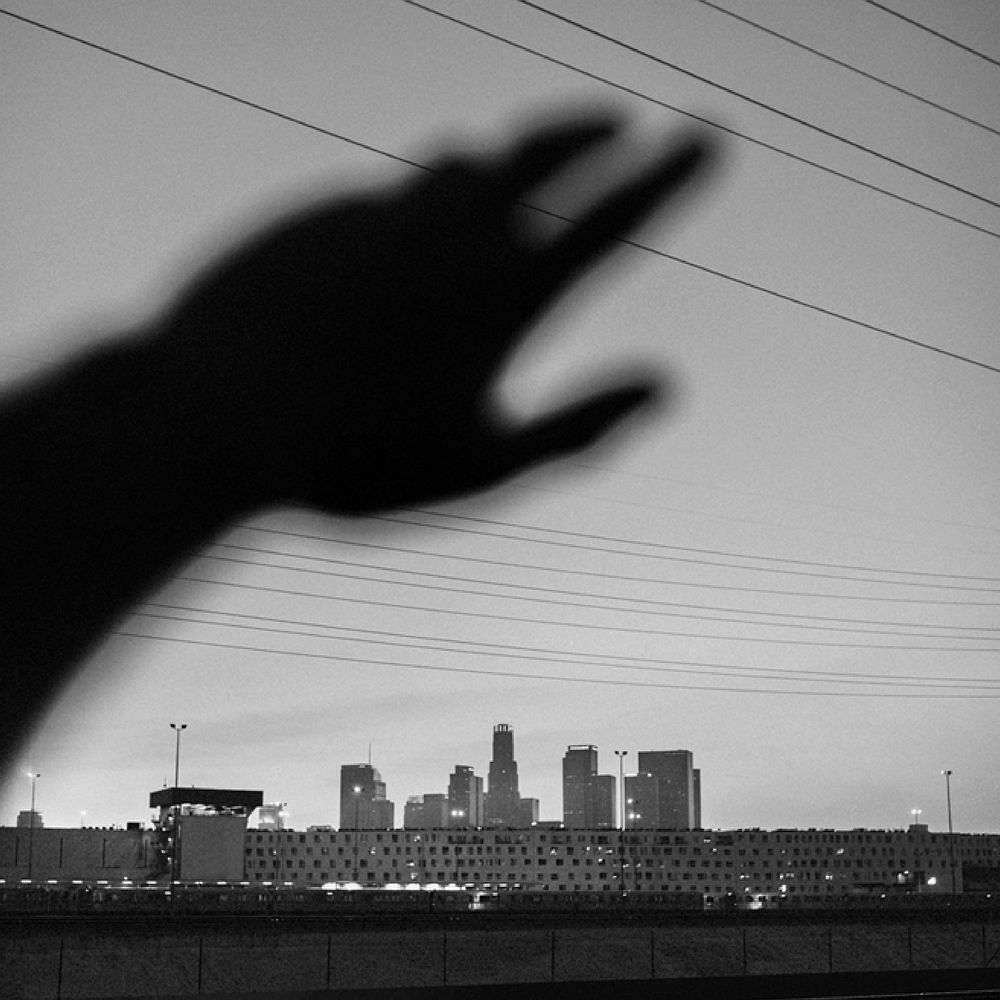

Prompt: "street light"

[170,723,187,789]
[353,785,363,881]
[614,750,628,896]
[910,808,921,827]
[26,772,40,880]
[168,724,186,890]
[943,770,957,892]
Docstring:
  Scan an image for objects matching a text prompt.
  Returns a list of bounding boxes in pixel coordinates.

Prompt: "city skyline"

[2,2,998,838]
[3,720,977,839]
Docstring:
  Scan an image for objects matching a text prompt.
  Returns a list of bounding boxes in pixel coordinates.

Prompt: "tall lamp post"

[943,770,957,893]
[352,785,362,882]
[169,724,186,889]
[614,750,628,896]
[26,772,40,880]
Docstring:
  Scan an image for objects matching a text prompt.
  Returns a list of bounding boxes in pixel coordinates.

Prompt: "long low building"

[3,822,999,902]
[243,825,1000,900]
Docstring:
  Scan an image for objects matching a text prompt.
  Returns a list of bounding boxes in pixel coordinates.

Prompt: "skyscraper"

[636,750,699,829]
[623,772,659,829]
[339,763,395,830]
[562,745,615,828]
[403,794,449,829]
[484,724,537,827]
[447,765,484,828]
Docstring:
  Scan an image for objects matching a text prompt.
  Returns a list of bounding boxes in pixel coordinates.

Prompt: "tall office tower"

[623,772,659,829]
[591,774,616,829]
[562,745,617,828]
[339,763,395,830]
[403,794,449,829]
[693,769,702,829]
[448,765,484,827]
[484,724,523,827]
[636,750,697,829]
[562,745,597,828]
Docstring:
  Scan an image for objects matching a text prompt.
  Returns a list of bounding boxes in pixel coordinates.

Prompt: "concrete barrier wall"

[3,919,1000,998]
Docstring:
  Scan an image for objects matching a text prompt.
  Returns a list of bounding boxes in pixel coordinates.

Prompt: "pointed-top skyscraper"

[483,724,537,827]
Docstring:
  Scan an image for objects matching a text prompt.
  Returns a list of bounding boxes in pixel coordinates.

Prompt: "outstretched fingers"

[493,381,659,477]
[536,135,714,295]
[490,116,622,201]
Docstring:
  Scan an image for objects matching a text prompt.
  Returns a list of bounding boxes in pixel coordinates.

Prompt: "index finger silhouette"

[539,135,713,295]
[492,118,621,200]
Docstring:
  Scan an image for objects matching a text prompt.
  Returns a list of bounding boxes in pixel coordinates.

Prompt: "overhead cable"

[865,1,1000,70]
[233,524,1000,607]
[113,629,1000,697]
[3,6,998,373]
[514,0,1000,207]
[383,510,1000,588]
[397,0,1000,243]
[695,0,1000,138]
[211,540,999,635]
[140,600,1000,688]
[175,572,1000,652]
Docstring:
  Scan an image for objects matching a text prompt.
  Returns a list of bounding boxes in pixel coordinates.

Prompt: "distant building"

[562,745,616,828]
[256,803,286,831]
[149,786,262,882]
[624,772,659,830]
[637,750,700,829]
[340,763,395,830]
[447,766,483,827]
[16,811,42,829]
[483,724,520,826]
[244,825,998,898]
[403,794,449,829]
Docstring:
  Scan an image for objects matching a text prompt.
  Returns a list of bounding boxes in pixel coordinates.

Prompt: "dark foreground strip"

[90,967,1000,1000]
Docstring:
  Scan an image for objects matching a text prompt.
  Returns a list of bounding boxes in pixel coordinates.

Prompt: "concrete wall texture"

[4,918,1000,998]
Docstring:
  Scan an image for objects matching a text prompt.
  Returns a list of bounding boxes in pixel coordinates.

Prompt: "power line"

[566,460,1000,540]
[133,605,1000,690]
[204,550,1000,641]
[514,0,1000,208]
[4,5,998,374]
[382,510,1000,589]
[0,8,429,173]
[865,1,1000,70]
[113,627,1000,698]
[497,477,999,562]
[174,571,1000,652]
[212,540,999,635]
[694,0,1000,139]
[233,523,1000,608]
[397,0,1000,243]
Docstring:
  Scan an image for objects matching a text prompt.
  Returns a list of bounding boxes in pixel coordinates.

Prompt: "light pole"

[628,799,642,892]
[943,770,957,893]
[910,808,921,828]
[614,750,628,895]
[170,723,186,789]
[26,772,40,880]
[169,724,186,889]
[353,785,362,882]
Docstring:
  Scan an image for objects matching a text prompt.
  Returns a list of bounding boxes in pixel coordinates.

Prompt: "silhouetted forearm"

[1,331,257,757]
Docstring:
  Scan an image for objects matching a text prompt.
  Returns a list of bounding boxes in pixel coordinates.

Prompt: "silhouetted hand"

[161,115,713,513]
[1,112,715,753]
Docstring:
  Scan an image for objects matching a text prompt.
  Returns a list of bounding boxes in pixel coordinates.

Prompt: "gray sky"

[2,0,999,835]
